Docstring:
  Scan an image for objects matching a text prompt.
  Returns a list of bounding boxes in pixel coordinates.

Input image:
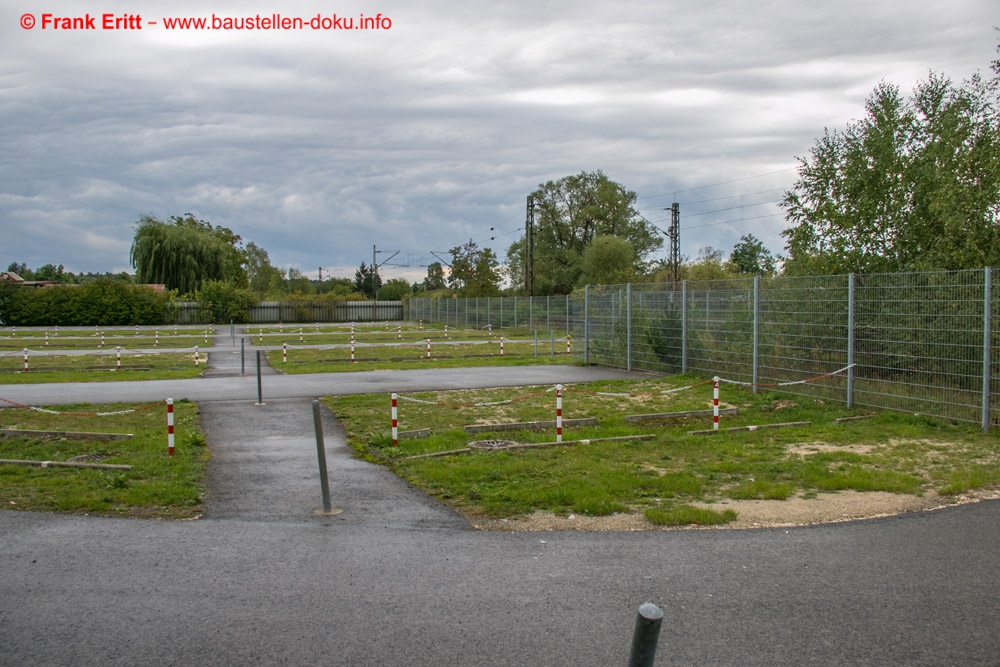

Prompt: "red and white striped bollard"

[154,331,159,346]
[351,341,355,363]
[426,339,431,360]
[44,332,49,346]
[500,336,504,357]
[194,346,199,366]
[299,328,303,342]
[23,348,28,372]
[391,393,399,447]
[566,337,572,355]
[397,326,401,340]
[713,376,720,430]
[167,398,175,456]
[556,384,563,443]
[282,343,287,363]
[116,346,121,371]
[259,329,263,344]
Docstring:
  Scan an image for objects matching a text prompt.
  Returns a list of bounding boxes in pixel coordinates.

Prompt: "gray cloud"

[1,0,996,281]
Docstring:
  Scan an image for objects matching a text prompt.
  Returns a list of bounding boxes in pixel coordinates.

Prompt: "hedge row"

[0,280,169,326]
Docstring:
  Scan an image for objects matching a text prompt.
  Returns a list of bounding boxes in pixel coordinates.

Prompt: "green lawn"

[0,400,208,518]
[324,375,1000,526]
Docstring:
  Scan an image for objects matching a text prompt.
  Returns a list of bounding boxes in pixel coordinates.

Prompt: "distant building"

[0,271,60,288]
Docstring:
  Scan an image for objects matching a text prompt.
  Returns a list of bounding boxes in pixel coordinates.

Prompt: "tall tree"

[130,214,246,294]
[579,235,637,285]
[727,234,777,276]
[243,241,282,298]
[449,240,502,297]
[353,261,382,298]
[781,46,1000,275]
[424,262,446,291]
[507,170,661,294]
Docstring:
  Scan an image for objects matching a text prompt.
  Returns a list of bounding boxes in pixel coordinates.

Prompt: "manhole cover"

[468,439,517,451]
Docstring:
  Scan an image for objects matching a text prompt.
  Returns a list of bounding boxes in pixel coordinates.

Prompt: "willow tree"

[130,214,245,295]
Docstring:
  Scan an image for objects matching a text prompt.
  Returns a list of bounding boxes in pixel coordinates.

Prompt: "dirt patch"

[785,441,878,456]
[470,488,1000,531]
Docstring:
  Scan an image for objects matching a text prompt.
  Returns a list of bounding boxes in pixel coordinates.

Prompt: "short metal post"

[628,603,664,667]
[255,350,263,405]
[312,400,333,512]
[241,338,245,376]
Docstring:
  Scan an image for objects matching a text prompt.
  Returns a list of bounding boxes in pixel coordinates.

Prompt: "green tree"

[781,47,1000,274]
[353,262,382,298]
[579,235,637,285]
[727,234,777,276]
[130,214,246,294]
[244,241,282,298]
[449,240,502,297]
[424,262,446,290]
[686,247,734,281]
[379,278,412,300]
[197,280,257,323]
[507,170,662,294]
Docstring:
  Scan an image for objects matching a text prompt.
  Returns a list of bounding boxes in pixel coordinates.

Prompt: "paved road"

[2,336,1000,665]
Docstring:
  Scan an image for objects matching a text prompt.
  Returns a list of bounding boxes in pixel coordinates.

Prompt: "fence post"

[752,276,760,394]
[584,286,590,365]
[983,267,992,433]
[681,280,688,374]
[847,273,855,408]
[628,603,664,667]
[626,283,633,371]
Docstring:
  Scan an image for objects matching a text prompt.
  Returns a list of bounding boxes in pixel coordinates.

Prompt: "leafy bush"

[197,280,257,323]
[0,280,168,326]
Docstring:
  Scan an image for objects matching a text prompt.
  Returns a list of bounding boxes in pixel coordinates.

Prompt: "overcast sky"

[2,0,996,283]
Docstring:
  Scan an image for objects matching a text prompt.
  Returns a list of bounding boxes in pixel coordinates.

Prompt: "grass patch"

[0,353,205,384]
[324,375,1000,524]
[0,400,208,518]
[270,338,573,373]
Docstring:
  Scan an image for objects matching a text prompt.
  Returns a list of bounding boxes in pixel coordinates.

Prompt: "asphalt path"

[2,337,1000,665]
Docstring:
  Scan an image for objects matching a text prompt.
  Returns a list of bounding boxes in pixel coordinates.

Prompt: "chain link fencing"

[407,268,1000,429]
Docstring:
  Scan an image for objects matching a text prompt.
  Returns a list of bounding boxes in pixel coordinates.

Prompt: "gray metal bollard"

[312,400,333,512]
[241,338,245,376]
[255,350,263,405]
[628,603,664,667]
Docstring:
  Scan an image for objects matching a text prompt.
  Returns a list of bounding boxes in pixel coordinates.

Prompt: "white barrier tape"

[718,364,855,388]
[396,395,440,406]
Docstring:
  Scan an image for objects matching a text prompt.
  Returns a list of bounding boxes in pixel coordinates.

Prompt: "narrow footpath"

[200,333,468,529]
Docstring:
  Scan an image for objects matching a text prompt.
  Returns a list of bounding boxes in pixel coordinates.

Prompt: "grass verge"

[0,353,206,384]
[0,400,208,518]
[323,375,1000,527]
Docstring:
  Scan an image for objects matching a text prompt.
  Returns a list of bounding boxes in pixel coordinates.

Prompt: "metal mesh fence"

[405,268,1000,428]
